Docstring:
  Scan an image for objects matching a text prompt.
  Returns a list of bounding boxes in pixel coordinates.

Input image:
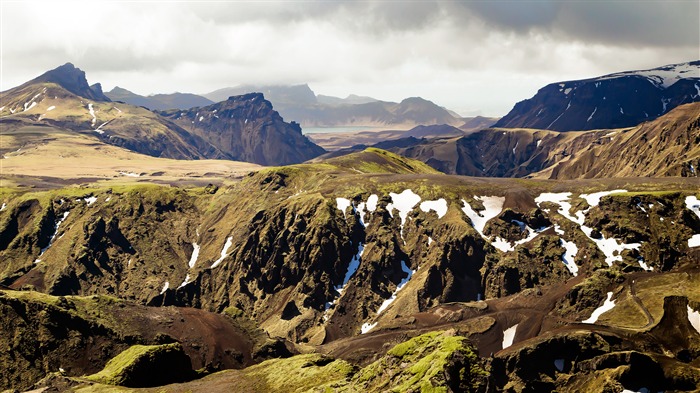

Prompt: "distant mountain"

[495,61,700,131]
[459,116,499,133]
[316,94,379,105]
[161,93,325,165]
[106,86,214,110]
[322,102,700,179]
[204,84,318,106]
[0,64,324,165]
[204,84,462,128]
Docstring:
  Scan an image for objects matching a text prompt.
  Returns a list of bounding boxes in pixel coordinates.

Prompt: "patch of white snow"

[582,292,616,324]
[188,243,200,268]
[160,281,170,294]
[688,306,700,334]
[211,236,233,268]
[419,198,448,219]
[376,260,415,315]
[502,324,518,349]
[336,197,351,219]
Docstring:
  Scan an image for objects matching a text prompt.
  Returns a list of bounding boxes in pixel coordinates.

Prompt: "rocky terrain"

[160,93,325,166]
[1,145,699,391]
[1,62,699,393]
[495,61,700,131]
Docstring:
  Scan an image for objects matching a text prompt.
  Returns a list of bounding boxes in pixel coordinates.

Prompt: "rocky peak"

[27,62,110,102]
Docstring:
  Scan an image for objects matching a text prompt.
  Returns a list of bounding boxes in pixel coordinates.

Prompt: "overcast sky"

[1,1,698,116]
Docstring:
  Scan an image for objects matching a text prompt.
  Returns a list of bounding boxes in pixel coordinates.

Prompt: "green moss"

[86,343,188,386]
[352,331,487,393]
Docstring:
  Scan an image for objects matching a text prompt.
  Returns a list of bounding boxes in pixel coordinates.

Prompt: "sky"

[1,0,698,117]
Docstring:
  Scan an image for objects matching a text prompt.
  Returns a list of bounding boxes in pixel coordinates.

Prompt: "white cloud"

[1,1,697,116]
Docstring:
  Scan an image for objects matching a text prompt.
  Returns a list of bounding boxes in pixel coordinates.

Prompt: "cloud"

[1,0,697,116]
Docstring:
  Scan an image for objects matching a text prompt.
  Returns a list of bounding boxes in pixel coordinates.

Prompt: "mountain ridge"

[495,61,700,131]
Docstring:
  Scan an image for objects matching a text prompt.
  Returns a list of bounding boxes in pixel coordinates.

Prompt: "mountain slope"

[0,64,221,160]
[495,61,700,131]
[330,102,700,179]
[106,86,214,110]
[161,93,325,165]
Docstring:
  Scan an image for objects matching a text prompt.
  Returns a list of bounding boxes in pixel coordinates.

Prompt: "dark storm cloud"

[453,0,698,47]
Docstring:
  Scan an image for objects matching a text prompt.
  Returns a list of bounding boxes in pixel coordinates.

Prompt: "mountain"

[0,64,216,160]
[204,84,463,128]
[2,146,700,391]
[1,64,324,165]
[106,86,214,110]
[204,84,319,106]
[495,61,700,131]
[316,93,379,105]
[160,93,325,165]
[328,102,700,179]
[15,62,111,102]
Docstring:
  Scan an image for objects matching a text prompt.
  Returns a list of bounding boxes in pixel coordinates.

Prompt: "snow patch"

[366,194,378,211]
[88,103,96,127]
[211,236,233,268]
[689,234,700,248]
[461,196,505,236]
[119,171,140,177]
[536,139,542,147]
[37,211,70,258]
[47,106,56,111]
[428,236,434,246]
[560,236,579,276]
[388,189,421,240]
[587,107,597,122]
[0,203,6,212]
[84,196,98,206]
[23,102,37,112]
[582,292,616,324]
[502,324,518,349]
[554,359,564,372]
[188,243,200,268]
[335,243,364,295]
[361,322,377,334]
[564,88,572,95]
[685,196,700,247]
[688,306,700,334]
[336,197,351,219]
[376,260,415,315]
[419,198,448,219]
[177,274,192,289]
[160,281,170,294]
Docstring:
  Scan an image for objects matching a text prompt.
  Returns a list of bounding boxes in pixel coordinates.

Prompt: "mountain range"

[1,61,699,393]
[0,63,324,166]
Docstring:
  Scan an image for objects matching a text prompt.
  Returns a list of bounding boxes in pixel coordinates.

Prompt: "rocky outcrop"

[21,63,110,102]
[162,93,325,165]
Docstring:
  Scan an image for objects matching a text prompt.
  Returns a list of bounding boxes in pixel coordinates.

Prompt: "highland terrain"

[0,62,699,393]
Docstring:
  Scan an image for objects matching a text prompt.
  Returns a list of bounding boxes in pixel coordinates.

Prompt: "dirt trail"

[629,279,655,329]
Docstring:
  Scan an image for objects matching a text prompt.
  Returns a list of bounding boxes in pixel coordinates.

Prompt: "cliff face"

[162,93,325,165]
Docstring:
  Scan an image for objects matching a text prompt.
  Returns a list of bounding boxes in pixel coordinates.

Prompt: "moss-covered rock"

[86,343,193,387]
[348,330,488,392]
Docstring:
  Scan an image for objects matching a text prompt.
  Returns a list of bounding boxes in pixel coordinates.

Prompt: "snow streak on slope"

[582,292,616,324]
[211,236,233,268]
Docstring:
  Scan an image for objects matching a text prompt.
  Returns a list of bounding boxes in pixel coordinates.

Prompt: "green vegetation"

[86,343,192,387]
[350,331,487,393]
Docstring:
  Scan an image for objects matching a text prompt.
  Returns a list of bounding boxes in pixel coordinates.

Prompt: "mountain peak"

[27,63,110,102]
